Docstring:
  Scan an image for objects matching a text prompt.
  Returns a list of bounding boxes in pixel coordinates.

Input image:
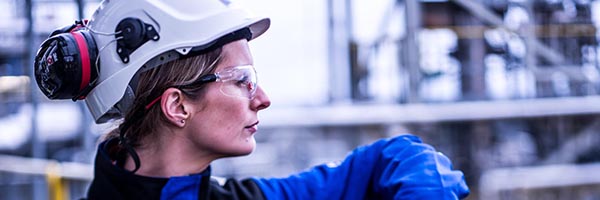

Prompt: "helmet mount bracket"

[115,18,160,63]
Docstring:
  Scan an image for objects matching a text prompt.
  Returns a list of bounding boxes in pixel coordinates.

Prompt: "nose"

[251,86,271,111]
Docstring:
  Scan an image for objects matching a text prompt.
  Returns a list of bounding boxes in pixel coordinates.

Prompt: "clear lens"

[215,65,257,99]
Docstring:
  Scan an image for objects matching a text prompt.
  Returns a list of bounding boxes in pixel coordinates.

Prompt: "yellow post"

[46,161,69,200]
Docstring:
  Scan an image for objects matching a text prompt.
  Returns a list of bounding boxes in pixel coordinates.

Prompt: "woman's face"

[184,39,271,158]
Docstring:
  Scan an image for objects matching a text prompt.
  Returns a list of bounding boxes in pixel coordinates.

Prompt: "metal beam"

[24,0,47,199]
[327,0,353,103]
[479,162,600,200]
[76,0,85,19]
[451,0,566,65]
[261,96,600,127]
[0,154,93,181]
[404,0,422,103]
[541,119,600,165]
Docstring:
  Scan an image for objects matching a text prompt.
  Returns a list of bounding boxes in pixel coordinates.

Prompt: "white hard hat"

[82,0,270,123]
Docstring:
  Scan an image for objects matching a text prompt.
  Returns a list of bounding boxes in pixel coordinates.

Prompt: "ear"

[161,88,190,127]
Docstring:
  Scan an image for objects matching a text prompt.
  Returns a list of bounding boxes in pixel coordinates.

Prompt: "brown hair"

[104,48,222,148]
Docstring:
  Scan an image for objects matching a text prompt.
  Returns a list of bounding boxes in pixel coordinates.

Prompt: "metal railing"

[0,154,93,200]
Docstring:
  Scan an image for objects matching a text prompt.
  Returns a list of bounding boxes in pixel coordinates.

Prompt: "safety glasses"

[177,65,258,99]
[145,65,258,110]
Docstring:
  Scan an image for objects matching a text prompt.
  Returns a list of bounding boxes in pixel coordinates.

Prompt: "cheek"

[199,95,247,127]
[189,95,255,155]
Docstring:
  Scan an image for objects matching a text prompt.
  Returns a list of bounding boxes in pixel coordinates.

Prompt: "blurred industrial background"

[1,0,600,199]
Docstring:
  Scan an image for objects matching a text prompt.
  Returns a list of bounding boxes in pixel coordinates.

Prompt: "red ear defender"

[34,21,99,101]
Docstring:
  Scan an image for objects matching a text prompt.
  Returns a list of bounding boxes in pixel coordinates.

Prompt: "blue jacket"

[253,134,469,199]
[87,134,469,199]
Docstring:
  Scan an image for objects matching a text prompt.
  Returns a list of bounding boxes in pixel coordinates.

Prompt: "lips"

[245,121,259,132]
[245,121,259,128]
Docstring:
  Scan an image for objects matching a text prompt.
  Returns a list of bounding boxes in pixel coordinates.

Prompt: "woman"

[34,0,469,199]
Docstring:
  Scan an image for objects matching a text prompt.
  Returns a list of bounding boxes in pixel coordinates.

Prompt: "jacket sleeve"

[251,134,470,200]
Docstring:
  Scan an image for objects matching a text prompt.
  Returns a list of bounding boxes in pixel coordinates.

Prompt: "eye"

[236,75,250,86]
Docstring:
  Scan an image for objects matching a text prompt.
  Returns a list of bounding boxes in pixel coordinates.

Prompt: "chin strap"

[117,118,142,173]
[118,133,142,173]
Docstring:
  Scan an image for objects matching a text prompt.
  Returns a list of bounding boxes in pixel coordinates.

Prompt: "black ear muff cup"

[34,30,98,100]
[34,18,155,101]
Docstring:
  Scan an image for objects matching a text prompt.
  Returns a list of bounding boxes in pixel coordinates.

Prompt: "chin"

[229,141,256,156]
[239,144,256,155]
[224,149,254,158]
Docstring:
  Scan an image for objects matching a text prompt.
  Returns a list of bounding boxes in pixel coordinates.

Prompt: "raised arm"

[252,134,470,199]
